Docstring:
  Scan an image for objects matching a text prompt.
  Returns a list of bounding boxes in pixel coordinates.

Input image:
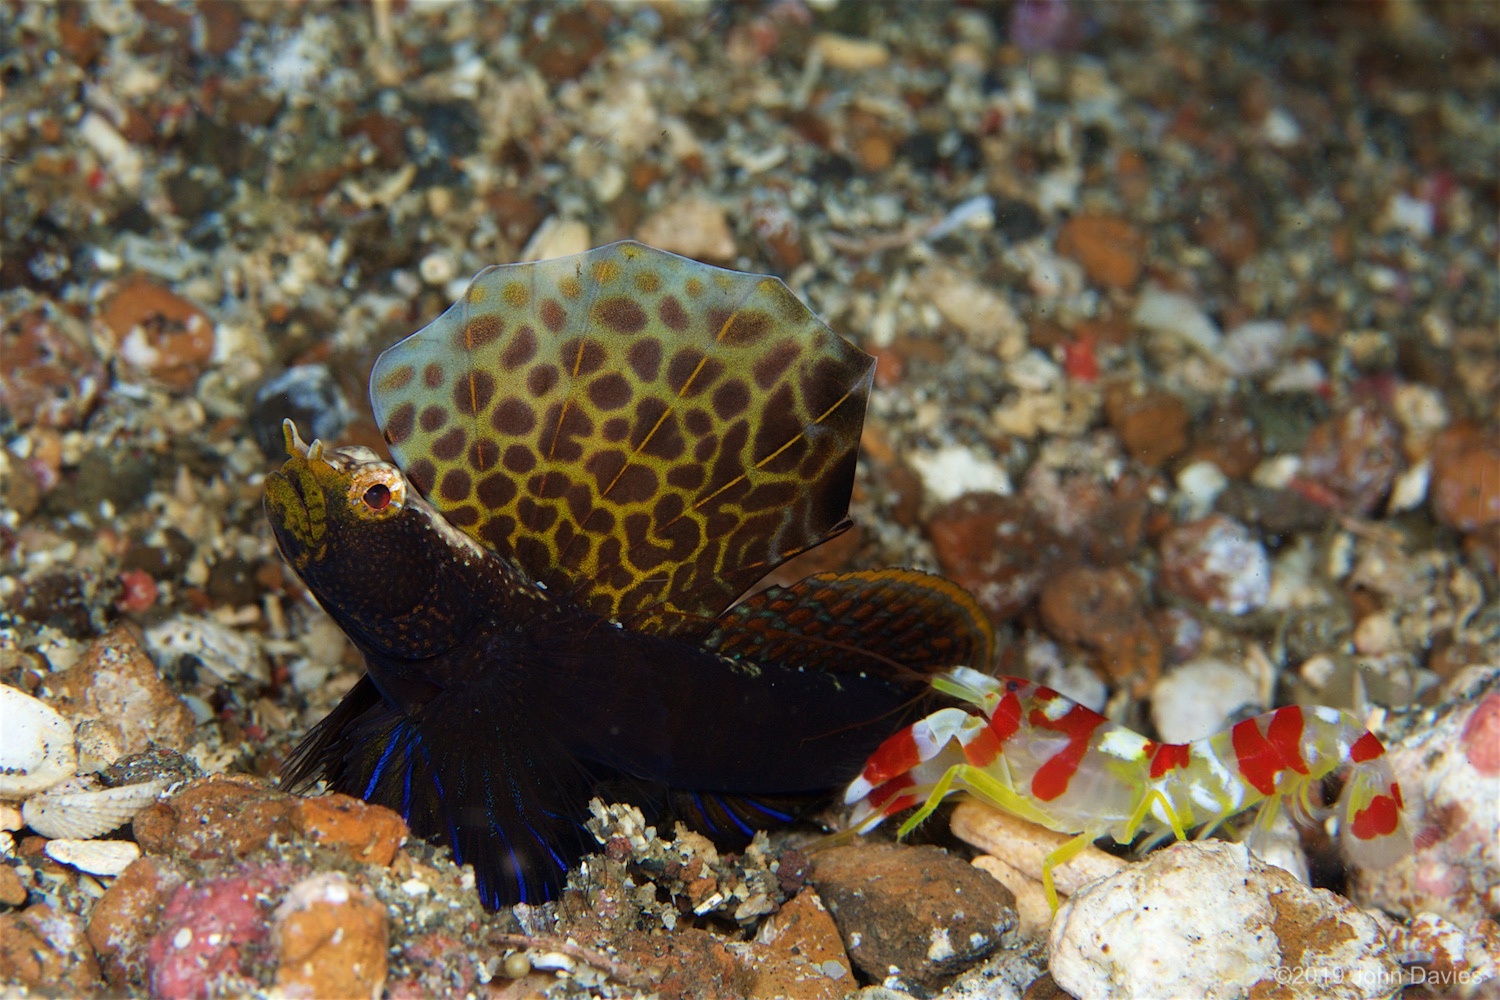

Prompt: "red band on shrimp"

[1349,731,1385,764]
[989,689,1024,743]
[1150,742,1191,779]
[1351,793,1401,839]
[1267,705,1309,775]
[1028,702,1107,801]
[867,774,915,813]
[963,725,1002,766]
[1232,718,1282,796]
[862,728,919,786]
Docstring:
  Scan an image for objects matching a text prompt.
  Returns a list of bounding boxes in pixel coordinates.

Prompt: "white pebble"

[1133,287,1223,358]
[1386,459,1430,514]
[1265,357,1328,393]
[521,218,592,263]
[1050,842,1398,1000]
[418,250,458,287]
[1221,320,1287,376]
[921,266,1026,359]
[1251,454,1301,490]
[1176,460,1229,521]
[78,113,145,194]
[1261,107,1301,147]
[1384,192,1435,240]
[908,445,1012,505]
[1008,350,1063,392]
[811,33,890,71]
[1151,659,1260,744]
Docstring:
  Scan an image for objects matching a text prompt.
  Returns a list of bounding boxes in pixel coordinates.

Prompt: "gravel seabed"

[2,2,1497,998]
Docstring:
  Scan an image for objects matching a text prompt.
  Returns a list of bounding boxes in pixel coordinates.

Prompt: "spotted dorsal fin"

[370,241,874,634]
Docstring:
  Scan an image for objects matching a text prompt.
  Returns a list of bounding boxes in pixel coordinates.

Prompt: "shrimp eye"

[362,483,392,510]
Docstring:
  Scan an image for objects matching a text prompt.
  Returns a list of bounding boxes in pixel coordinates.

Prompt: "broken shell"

[0,684,78,799]
[22,776,168,840]
[44,838,141,877]
[144,615,269,684]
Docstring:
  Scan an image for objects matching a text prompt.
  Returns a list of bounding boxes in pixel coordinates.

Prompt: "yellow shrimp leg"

[894,761,1060,839]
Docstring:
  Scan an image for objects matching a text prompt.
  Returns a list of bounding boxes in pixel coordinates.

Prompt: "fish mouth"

[265,468,306,515]
[263,460,325,567]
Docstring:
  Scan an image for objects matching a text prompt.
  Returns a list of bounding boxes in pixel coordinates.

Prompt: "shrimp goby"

[844,667,1412,910]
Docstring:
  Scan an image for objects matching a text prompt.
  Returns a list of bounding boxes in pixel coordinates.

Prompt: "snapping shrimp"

[845,667,1411,909]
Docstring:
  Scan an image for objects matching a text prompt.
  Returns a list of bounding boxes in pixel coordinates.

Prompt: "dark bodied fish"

[264,241,992,909]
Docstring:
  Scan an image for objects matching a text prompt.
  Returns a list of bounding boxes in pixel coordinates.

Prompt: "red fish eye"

[363,483,392,510]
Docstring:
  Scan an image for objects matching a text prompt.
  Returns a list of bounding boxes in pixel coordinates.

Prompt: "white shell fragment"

[21,777,168,840]
[0,684,79,799]
[44,838,141,877]
[144,615,269,684]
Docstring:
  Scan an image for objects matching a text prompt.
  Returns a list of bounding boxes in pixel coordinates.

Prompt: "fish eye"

[346,466,405,517]
[363,484,392,510]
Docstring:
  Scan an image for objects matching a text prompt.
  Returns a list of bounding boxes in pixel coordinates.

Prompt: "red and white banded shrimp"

[845,667,1412,909]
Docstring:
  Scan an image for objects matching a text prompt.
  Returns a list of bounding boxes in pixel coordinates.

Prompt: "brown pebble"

[928,493,1070,624]
[1104,382,1190,468]
[1056,214,1145,289]
[291,794,408,867]
[1183,403,1262,479]
[1158,514,1271,616]
[197,0,243,57]
[57,5,104,67]
[1297,404,1401,515]
[2,458,42,520]
[487,188,548,250]
[1214,481,1332,536]
[1023,971,1076,1000]
[1197,210,1261,270]
[853,131,895,172]
[273,873,389,1000]
[737,889,852,1000]
[811,843,1016,992]
[0,904,102,993]
[1,301,105,430]
[86,856,185,990]
[1430,425,1500,531]
[133,775,297,861]
[524,7,607,82]
[48,624,197,755]
[885,460,925,528]
[98,277,215,391]
[0,865,26,908]
[845,108,898,173]
[1038,566,1162,690]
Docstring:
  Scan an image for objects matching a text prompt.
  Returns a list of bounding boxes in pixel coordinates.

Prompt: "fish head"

[264,419,470,656]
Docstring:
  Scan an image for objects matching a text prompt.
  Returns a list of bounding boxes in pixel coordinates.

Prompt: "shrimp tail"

[1335,731,1412,869]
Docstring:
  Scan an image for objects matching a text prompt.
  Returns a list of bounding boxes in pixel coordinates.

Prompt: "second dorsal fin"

[704,568,994,678]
